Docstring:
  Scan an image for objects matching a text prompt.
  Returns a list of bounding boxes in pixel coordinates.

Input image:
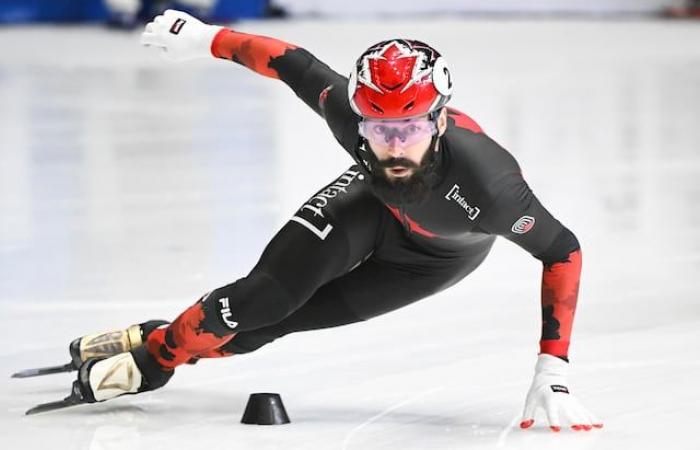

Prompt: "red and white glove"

[140,9,222,62]
[520,354,603,432]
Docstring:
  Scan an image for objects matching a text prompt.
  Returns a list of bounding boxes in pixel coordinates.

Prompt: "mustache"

[375,157,420,170]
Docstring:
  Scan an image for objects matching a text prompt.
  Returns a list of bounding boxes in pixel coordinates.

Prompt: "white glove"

[520,354,603,432]
[140,9,223,62]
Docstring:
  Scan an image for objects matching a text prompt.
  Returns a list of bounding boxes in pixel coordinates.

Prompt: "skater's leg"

[221,223,496,354]
[63,167,381,405]
[221,280,361,354]
[135,241,488,395]
[143,166,383,370]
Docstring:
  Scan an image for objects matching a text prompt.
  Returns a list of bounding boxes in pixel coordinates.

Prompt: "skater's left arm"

[477,162,581,361]
[475,140,603,432]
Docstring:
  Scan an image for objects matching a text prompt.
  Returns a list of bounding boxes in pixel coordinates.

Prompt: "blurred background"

[0,1,699,450]
[0,0,699,25]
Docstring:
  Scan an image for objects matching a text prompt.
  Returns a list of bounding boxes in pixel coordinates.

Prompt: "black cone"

[241,393,291,425]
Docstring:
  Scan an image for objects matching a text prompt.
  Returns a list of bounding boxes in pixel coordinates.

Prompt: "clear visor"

[358,117,437,147]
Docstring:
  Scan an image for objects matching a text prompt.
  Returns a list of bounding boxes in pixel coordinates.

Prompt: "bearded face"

[358,108,448,205]
[365,139,441,205]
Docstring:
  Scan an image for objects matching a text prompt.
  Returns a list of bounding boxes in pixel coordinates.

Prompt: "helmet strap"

[429,109,441,123]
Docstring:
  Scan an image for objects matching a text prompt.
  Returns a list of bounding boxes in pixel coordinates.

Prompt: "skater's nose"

[386,137,405,157]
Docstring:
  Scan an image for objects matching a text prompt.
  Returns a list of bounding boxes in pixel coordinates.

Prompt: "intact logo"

[511,216,535,234]
[550,384,570,394]
[218,298,238,330]
[445,184,480,220]
[291,169,363,240]
[169,18,186,35]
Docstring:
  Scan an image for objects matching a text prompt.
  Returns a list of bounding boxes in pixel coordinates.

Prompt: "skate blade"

[11,363,75,379]
[25,398,83,415]
[26,381,86,415]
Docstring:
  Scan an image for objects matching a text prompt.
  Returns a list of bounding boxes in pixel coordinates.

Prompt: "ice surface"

[1,18,699,449]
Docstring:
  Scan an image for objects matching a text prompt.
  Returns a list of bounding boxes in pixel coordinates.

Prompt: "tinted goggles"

[358,117,438,147]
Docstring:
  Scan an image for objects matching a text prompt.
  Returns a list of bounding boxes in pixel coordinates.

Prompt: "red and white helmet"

[348,39,453,120]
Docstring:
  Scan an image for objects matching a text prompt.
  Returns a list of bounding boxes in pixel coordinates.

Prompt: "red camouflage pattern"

[446,107,483,133]
[539,249,582,358]
[211,28,297,80]
[386,205,439,238]
[147,300,235,370]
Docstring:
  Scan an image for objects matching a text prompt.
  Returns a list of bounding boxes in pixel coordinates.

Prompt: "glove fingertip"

[519,419,534,429]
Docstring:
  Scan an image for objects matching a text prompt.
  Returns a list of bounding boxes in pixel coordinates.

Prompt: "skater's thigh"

[267,253,468,337]
[250,165,386,303]
[227,260,429,351]
[230,214,495,348]
[328,217,496,321]
[324,257,456,321]
[270,214,495,332]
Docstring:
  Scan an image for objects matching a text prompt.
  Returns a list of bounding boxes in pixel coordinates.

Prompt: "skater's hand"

[140,9,223,62]
[519,354,603,432]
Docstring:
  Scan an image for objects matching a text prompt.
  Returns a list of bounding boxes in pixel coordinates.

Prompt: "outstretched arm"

[478,169,580,361]
[141,9,346,118]
[474,136,602,432]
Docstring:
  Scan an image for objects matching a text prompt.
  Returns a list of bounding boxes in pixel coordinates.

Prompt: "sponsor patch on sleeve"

[511,215,535,234]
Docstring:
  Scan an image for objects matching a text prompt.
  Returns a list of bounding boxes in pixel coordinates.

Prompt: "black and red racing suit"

[141,29,582,376]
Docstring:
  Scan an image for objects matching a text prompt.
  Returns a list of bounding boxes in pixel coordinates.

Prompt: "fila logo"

[218,298,238,330]
[169,18,186,35]
[511,216,535,234]
[445,184,480,220]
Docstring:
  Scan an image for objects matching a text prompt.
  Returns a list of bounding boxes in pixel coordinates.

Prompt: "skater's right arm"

[141,10,348,119]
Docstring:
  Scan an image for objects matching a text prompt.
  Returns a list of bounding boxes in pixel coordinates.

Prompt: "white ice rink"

[1,17,699,450]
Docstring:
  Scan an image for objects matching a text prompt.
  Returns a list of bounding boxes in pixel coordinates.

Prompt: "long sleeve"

[210,28,348,118]
[209,28,361,160]
[474,144,581,360]
[539,246,581,359]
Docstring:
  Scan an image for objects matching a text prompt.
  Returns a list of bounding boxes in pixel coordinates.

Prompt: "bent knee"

[202,272,300,334]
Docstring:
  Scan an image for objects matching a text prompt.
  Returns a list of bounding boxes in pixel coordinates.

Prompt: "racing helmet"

[348,39,453,120]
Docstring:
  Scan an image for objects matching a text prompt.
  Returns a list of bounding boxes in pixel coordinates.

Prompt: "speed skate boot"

[81,345,174,401]
[12,320,168,379]
[68,320,169,370]
[25,346,173,415]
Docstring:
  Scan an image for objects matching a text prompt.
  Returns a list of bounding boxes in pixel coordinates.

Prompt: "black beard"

[366,139,441,205]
